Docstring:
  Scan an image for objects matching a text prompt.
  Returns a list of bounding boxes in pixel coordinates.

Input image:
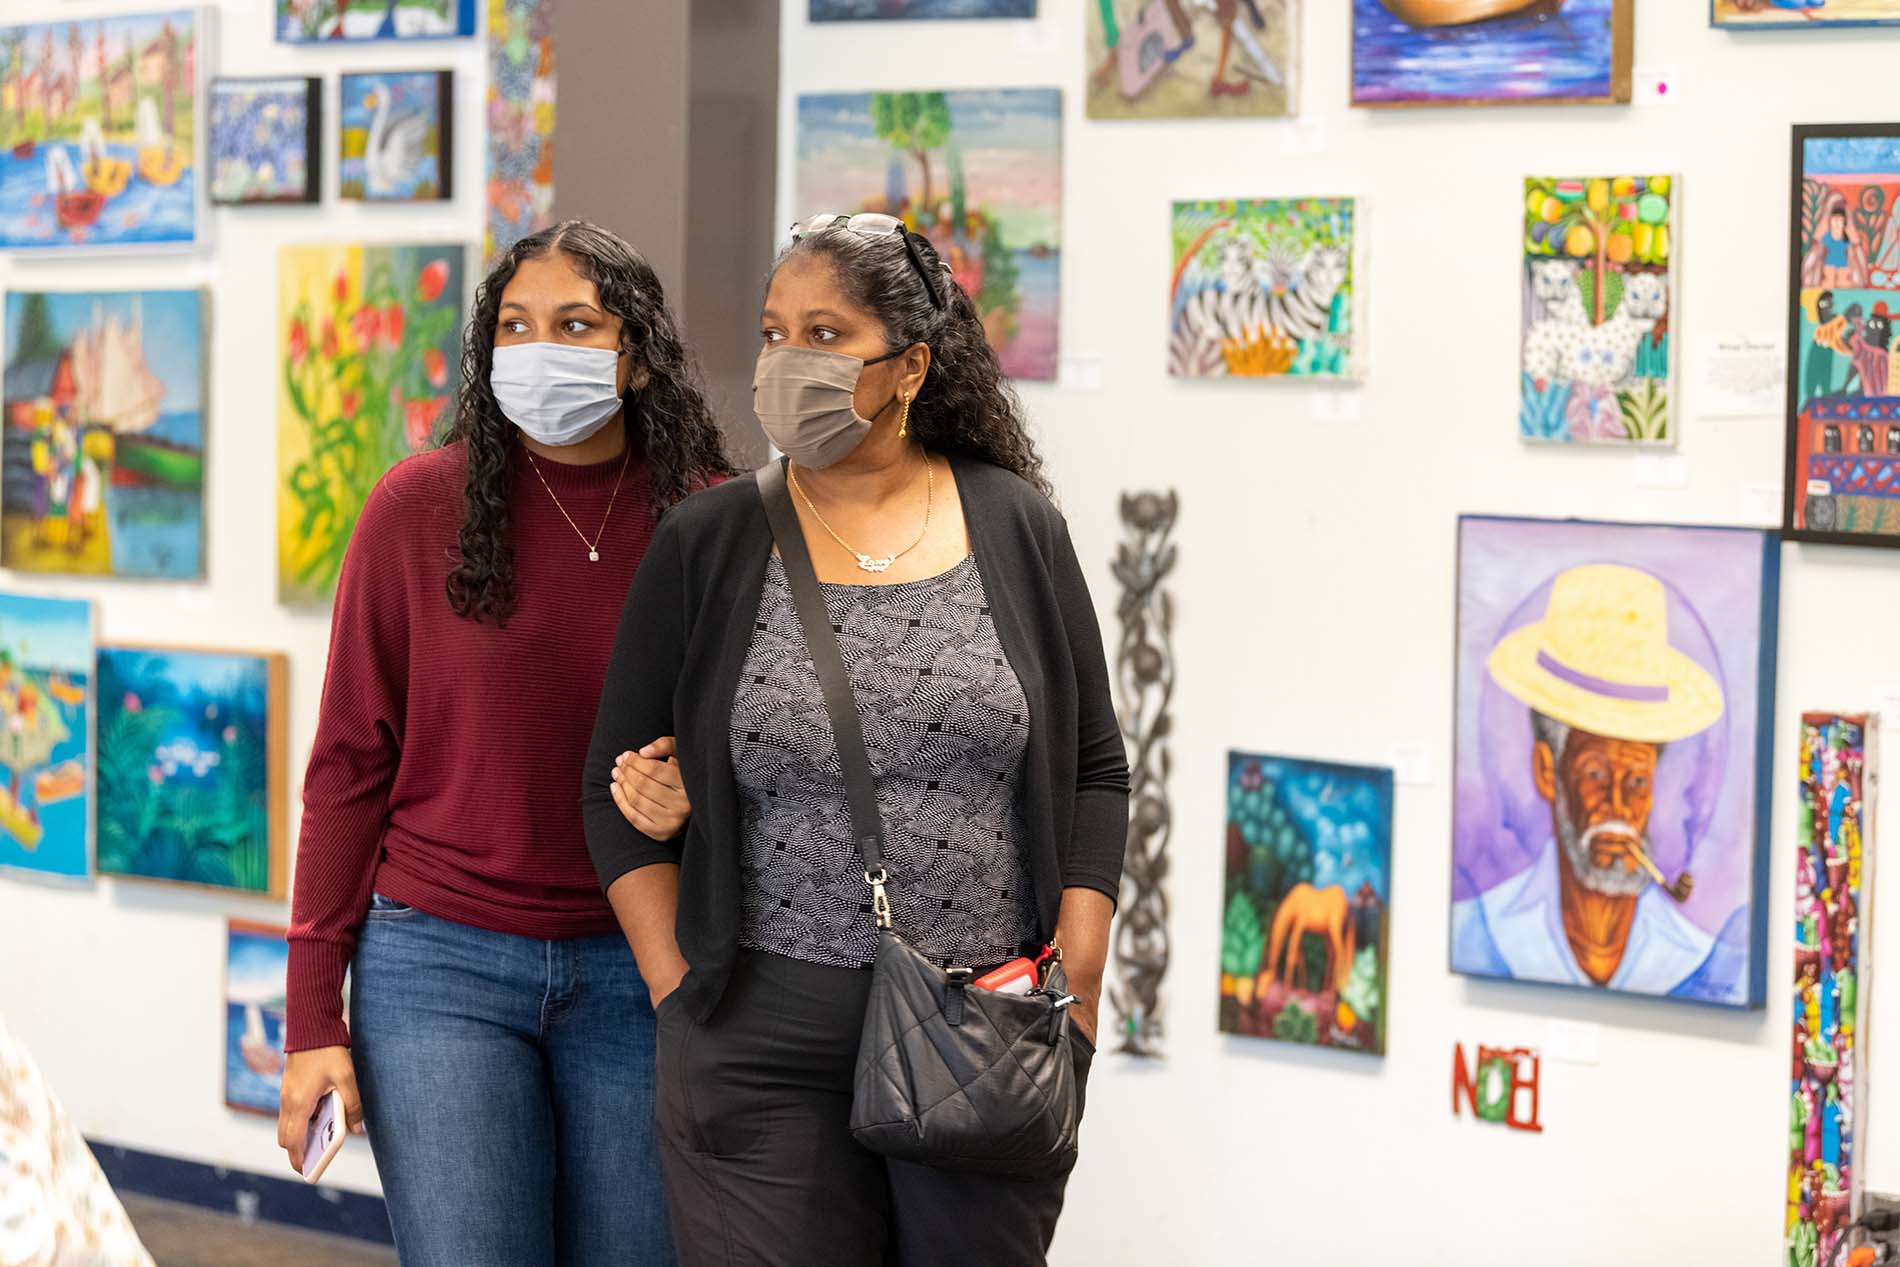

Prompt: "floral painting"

[277,0,475,42]
[97,647,287,897]
[339,70,451,201]
[277,243,464,605]
[0,594,93,881]
[485,0,555,264]
[0,11,201,251]
[209,76,318,204]
[1169,198,1356,380]
[1520,176,1675,446]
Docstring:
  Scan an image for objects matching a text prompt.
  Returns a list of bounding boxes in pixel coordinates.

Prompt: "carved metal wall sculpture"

[1109,490,1179,1057]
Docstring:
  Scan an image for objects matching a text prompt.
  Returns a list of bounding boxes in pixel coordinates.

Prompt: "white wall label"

[1634,67,1681,107]
[1391,743,1434,787]
[1310,391,1363,423]
[1742,482,1783,525]
[1058,354,1103,391]
[1633,453,1690,488]
[1698,334,1785,419]
[1545,1020,1601,1066]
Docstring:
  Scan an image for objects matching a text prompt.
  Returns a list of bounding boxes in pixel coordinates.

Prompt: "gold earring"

[899,394,911,440]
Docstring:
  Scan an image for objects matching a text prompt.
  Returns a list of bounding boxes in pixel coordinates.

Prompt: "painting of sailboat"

[0,11,203,251]
[0,593,93,881]
[225,920,289,1116]
[2,290,207,579]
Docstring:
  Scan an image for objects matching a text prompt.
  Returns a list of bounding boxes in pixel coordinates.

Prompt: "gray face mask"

[752,344,902,468]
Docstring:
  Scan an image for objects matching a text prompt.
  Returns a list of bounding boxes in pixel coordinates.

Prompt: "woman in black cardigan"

[582,214,1127,1267]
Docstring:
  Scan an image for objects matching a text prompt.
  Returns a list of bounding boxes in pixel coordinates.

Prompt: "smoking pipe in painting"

[1377,0,1566,25]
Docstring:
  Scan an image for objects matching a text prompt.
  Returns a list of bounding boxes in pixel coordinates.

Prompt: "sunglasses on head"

[789,213,948,312]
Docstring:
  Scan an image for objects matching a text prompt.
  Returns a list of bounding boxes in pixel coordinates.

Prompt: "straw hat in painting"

[1486,564,1724,745]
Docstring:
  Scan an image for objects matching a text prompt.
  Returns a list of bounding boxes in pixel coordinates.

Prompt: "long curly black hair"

[444,221,734,623]
[771,226,1051,499]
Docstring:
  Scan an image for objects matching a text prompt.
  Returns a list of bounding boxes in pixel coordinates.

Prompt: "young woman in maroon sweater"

[278,221,731,1265]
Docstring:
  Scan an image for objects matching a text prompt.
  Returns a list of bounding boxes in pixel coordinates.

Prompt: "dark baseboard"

[89,1140,394,1246]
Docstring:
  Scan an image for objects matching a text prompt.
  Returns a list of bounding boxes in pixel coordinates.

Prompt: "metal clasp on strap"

[864,864,893,931]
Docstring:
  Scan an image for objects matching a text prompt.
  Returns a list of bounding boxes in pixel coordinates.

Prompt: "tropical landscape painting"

[796,89,1062,380]
[0,11,200,251]
[339,70,451,201]
[1352,0,1632,108]
[209,76,318,204]
[97,647,287,897]
[278,242,464,605]
[0,594,93,881]
[277,0,476,42]
[225,920,288,1116]
[3,289,206,579]
[1169,198,1356,380]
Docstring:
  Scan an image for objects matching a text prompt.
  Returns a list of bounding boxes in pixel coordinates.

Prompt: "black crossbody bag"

[755,460,1083,1179]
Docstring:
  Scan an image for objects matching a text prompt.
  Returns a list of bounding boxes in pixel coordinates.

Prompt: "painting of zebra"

[1169,198,1358,380]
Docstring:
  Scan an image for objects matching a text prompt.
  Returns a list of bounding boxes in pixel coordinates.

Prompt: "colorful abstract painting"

[485,0,556,265]
[97,647,287,897]
[812,0,1035,17]
[225,920,287,1116]
[1785,127,1900,545]
[1220,754,1392,1055]
[2,290,206,579]
[1168,198,1356,380]
[278,243,464,605]
[796,89,1062,381]
[1521,176,1675,445]
[1451,516,1778,1008]
[1087,0,1295,119]
[1352,0,1632,107]
[0,11,201,251]
[0,594,93,881]
[1717,0,1900,26]
[209,76,318,204]
[1788,713,1875,1267]
[339,70,451,202]
[277,0,475,41]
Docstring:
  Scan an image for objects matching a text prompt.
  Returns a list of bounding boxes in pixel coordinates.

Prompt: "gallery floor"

[120,1195,395,1267]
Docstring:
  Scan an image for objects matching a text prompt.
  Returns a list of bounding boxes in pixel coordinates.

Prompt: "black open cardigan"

[581,455,1129,1022]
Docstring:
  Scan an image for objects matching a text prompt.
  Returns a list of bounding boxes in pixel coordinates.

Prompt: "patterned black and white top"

[730,554,1040,970]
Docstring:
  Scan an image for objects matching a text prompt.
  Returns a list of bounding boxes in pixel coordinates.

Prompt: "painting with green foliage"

[1220,752,1392,1055]
[795,88,1061,380]
[97,646,287,896]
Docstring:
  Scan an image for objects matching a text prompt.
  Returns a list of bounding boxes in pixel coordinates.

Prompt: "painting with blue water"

[339,70,451,201]
[1351,0,1632,108]
[277,0,476,41]
[225,920,288,1116]
[0,11,202,251]
[3,290,206,580]
[811,0,1035,18]
[1715,0,1900,28]
[0,594,93,881]
[209,77,319,204]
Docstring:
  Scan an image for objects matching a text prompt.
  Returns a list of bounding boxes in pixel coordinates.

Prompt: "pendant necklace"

[789,456,934,574]
[524,441,633,563]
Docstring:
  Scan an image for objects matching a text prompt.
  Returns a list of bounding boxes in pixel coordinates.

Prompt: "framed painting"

[485,0,556,264]
[0,10,205,252]
[1521,175,1676,446]
[277,243,464,605]
[97,646,288,897]
[1716,0,1900,26]
[1086,0,1296,119]
[0,594,94,882]
[811,1,1036,17]
[225,920,287,1116]
[1451,516,1779,1009]
[1784,125,1900,545]
[795,89,1061,381]
[277,0,475,42]
[1220,753,1393,1055]
[339,70,452,202]
[209,76,319,205]
[1168,197,1357,380]
[1351,0,1633,108]
[2,290,206,579]
[1788,713,1876,1267]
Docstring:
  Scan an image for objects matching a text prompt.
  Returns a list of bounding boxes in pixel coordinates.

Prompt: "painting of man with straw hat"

[1450,517,1778,1007]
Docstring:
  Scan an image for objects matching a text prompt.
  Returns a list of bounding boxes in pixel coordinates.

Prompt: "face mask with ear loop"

[491,342,626,446]
[752,343,907,469]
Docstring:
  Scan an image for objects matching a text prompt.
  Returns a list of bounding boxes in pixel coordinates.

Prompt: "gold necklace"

[789,455,934,574]
[523,442,633,563]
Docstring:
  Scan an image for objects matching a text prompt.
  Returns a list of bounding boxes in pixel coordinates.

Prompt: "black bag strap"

[755,462,894,926]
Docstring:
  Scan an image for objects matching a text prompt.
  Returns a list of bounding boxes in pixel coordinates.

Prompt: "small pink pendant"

[589,550,600,562]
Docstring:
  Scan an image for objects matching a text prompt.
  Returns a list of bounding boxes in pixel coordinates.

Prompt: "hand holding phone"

[300,1088,347,1184]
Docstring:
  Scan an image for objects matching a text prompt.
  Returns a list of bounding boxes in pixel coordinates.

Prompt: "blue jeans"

[351,894,674,1266]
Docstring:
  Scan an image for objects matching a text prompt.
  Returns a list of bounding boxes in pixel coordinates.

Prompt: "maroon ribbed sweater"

[286,440,656,1052]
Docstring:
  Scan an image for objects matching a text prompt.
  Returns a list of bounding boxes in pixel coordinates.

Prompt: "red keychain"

[972,940,1061,995]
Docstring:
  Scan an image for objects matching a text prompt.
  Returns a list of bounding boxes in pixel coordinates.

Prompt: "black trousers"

[654,949,1094,1267]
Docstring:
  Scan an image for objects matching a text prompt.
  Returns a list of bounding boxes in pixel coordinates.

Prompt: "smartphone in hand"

[300,1089,347,1184]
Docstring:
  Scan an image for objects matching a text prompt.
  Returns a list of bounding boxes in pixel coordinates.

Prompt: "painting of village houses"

[3,290,206,579]
[0,11,202,251]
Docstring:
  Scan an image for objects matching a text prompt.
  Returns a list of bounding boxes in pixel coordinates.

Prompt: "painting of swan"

[339,70,452,201]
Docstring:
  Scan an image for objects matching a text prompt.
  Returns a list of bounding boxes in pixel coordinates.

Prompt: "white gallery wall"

[778,3,1900,1266]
